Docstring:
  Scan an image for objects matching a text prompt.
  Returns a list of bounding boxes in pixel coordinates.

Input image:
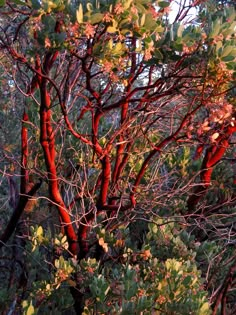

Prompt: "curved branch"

[130,106,197,206]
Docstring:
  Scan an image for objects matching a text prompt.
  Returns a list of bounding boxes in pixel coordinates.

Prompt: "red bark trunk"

[39,79,78,255]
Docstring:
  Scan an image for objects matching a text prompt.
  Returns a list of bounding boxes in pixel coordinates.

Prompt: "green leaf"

[177,24,184,38]
[221,55,235,62]
[107,39,113,50]
[156,24,164,33]
[54,32,67,45]
[123,0,132,10]
[36,226,43,237]
[158,1,170,8]
[173,42,183,52]
[54,237,60,245]
[31,0,41,10]
[140,13,146,27]
[76,3,83,23]
[59,255,65,267]
[55,259,59,269]
[182,275,192,286]
[112,42,124,56]
[169,291,174,300]
[199,302,210,315]
[31,0,41,11]
[93,42,103,55]
[26,303,35,315]
[61,235,67,243]
[136,2,147,14]
[151,224,158,233]
[226,61,236,70]
[209,20,221,38]
[86,2,93,11]
[0,0,5,6]
[227,9,236,23]
[136,0,150,3]
[121,28,132,36]
[107,19,118,33]
[12,0,27,5]
[144,13,157,31]
[221,45,234,58]
[90,12,103,24]
[119,18,131,29]
[216,40,223,55]
[107,26,118,33]
[41,14,56,28]
[222,21,236,36]
[154,49,163,60]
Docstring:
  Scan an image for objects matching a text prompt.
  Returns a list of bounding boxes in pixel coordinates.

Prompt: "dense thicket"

[0,0,235,314]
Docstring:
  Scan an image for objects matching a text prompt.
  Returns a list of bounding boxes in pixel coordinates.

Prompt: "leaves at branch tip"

[158,1,170,8]
[90,12,104,24]
[76,3,83,23]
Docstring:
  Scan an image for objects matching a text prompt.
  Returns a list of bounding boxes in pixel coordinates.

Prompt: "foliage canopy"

[0,0,235,314]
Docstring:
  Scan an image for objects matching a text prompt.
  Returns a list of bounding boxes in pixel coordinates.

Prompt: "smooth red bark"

[39,78,78,255]
[187,125,236,212]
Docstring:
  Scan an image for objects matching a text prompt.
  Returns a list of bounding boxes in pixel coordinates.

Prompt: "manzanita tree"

[0,0,235,313]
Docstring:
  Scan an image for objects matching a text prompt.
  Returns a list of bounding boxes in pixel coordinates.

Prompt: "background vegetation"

[0,0,235,314]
